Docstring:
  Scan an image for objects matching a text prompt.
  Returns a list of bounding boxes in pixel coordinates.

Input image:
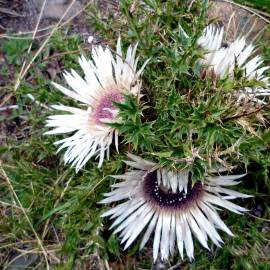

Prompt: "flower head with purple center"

[45,38,149,171]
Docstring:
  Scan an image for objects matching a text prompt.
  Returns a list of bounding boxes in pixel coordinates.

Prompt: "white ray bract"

[45,39,147,172]
[198,25,270,104]
[100,155,250,261]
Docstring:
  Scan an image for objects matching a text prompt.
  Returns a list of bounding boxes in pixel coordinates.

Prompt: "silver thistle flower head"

[197,24,270,104]
[45,38,149,172]
[100,154,251,261]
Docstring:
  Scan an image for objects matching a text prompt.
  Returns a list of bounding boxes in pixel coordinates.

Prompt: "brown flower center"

[143,170,203,210]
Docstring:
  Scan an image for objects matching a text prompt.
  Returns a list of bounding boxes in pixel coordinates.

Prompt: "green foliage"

[91,0,270,179]
[2,38,31,65]
[111,94,157,151]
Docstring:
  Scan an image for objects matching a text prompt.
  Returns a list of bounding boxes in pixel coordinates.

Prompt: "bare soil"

[207,0,269,43]
[0,0,94,37]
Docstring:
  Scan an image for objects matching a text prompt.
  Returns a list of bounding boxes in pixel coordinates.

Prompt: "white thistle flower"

[45,39,148,172]
[198,25,270,104]
[100,154,251,261]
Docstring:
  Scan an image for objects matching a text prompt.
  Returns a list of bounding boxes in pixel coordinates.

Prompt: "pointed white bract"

[45,39,148,172]
[198,25,270,104]
[100,154,250,261]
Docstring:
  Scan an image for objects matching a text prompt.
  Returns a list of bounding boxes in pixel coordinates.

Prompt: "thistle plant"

[43,0,270,264]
